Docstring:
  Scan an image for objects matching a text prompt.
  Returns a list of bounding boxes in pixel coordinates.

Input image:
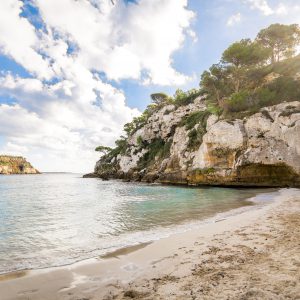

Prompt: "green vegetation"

[163,108,173,115]
[138,138,172,169]
[95,146,112,153]
[120,88,203,141]
[95,135,129,163]
[172,88,202,107]
[187,129,203,150]
[206,101,223,116]
[108,137,128,157]
[123,106,154,136]
[256,24,300,63]
[137,135,143,147]
[150,93,172,106]
[200,23,300,117]
[187,129,202,150]
[181,110,211,130]
[180,110,211,150]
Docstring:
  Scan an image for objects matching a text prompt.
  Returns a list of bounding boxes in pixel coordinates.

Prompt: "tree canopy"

[222,39,269,68]
[95,146,112,153]
[200,23,300,117]
[150,93,170,105]
[256,23,300,63]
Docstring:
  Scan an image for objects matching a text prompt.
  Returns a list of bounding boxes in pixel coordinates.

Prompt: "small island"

[0,155,39,175]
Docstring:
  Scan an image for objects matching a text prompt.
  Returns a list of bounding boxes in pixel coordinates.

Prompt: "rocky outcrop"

[88,99,300,187]
[0,156,39,175]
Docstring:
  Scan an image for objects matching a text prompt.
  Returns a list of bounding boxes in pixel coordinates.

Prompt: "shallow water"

[0,173,271,274]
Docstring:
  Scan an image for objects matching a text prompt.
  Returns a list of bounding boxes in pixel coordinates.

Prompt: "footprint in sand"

[18,289,38,295]
[122,263,139,271]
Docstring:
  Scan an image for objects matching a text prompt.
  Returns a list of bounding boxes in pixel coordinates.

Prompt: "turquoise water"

[0,173,268,274]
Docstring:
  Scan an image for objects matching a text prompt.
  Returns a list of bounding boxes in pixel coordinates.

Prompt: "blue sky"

[102,0,300,110]
[0,0,299,172]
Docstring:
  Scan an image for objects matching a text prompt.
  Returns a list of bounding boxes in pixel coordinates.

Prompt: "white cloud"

[35,0,195,85]
[227,13,241,27]
[0,75,139,172]
[0,0,196,172]
[275,3,288,15]
[244,0,300,16]
[186,29,198,43]
[245,0,274,15]
[0,1,53,79]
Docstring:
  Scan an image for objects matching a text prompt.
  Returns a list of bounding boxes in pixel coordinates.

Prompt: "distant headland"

[0,155,40,175]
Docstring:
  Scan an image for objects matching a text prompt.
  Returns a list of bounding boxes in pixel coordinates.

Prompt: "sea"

[0,173,275,274]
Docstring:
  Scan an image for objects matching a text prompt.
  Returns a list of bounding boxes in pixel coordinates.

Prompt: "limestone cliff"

[0,156,40,175]
[87,99,300,187]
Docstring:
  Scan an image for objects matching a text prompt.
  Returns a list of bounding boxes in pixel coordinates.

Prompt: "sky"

[0,0,299,173]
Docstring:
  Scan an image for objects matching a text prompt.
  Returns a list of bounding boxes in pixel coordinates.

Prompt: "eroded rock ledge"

[0,155,40,175]
[86,100,300,187]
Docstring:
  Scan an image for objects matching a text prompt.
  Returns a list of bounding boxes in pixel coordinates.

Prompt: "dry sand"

[0,188,299,300]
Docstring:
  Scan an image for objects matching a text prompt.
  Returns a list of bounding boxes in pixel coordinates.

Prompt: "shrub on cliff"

[181,110,211,130]
[173,89,202,106]
[95,146,112,153]
[138,138,172,169]
[150,93,172,106]
[223,90,251,113]
[180,110,211,150]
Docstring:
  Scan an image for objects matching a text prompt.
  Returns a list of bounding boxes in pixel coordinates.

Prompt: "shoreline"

[0,187,274,276]
[0,188,299,299]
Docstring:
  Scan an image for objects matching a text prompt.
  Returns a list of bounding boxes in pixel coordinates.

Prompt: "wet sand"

[100,243,152,259]
[0,188,299,300]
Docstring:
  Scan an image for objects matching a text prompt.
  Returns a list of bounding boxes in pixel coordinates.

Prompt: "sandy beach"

[0,188,299,300]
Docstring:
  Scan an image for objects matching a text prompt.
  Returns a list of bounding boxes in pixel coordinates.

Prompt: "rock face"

[89,99,300,187]
[0,156,39,175]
